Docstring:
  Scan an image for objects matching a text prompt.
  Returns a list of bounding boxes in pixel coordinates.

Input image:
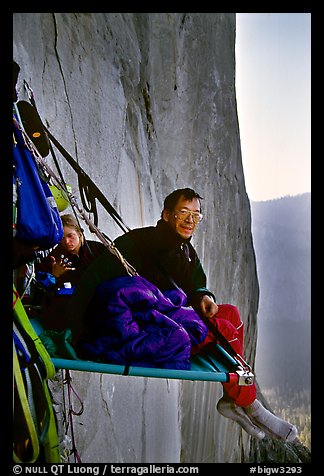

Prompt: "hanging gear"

[14,79,255,393]
[14,110,137,278]
[49,184,72,212]
[21,82,131,234]
[16,99,50,157]
[13,116,64,249]
[13,286,60,463]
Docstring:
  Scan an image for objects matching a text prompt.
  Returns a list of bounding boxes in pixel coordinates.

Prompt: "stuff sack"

[16,100,50,158]
[13,121,64,249]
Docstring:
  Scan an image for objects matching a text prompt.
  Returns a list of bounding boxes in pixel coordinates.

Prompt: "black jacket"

[35,240,106,290]
[114,219,216,305]
[34,240,106,331]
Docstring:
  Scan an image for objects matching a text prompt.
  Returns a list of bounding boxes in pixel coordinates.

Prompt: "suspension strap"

[46,135,95,258]
[158,267,254,384]
[23,80,130,234]
[198,313,253,374]
[46,128,130,233]
[14,118,137,278]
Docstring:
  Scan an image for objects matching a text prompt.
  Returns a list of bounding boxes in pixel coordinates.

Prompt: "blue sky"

[235,13,311,202]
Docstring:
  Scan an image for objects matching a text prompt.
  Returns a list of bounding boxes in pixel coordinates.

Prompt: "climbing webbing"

[13,340,40,463]
[13,287,60,463]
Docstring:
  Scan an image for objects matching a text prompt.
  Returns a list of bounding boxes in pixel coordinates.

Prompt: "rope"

[14,99,138,462]
[13,117,138,278]
[63,370,83,463]
[45,134,94,257]
[23,80,130,234]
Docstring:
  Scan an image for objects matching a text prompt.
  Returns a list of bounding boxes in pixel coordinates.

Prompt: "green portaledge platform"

[30,318,238,383]
[51,344,237,382]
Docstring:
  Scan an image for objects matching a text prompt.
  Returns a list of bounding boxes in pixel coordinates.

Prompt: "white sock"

[244,399,297,441]
[217,397,265,439]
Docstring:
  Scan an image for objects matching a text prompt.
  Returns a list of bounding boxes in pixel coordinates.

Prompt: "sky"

[235,13,311,202]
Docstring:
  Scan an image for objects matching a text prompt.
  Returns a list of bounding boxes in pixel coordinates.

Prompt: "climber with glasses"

[174,209,204,224]
[112,187,297,442]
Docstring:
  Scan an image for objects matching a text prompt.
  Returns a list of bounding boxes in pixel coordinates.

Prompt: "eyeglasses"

[174,209,203,224]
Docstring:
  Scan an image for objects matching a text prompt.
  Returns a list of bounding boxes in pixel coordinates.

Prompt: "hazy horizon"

[236,13,311,202]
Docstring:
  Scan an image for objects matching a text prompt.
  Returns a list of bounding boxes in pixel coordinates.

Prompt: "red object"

[228,373,239,384]
[192,304,257,407]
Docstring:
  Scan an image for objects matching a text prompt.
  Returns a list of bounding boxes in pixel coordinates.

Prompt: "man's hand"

[199,295,218,318]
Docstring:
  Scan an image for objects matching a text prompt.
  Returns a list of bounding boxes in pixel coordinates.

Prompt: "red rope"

[13,289,19,309]
[64,370,83,463]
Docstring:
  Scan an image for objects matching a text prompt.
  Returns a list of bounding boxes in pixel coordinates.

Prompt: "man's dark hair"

[163,188,203,212]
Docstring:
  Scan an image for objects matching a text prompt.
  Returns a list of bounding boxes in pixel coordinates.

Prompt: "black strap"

[44,128,130,234]
[198,313,239,361]
[159,266,243,362]
[122,365,130,376]
[24,83,130,235]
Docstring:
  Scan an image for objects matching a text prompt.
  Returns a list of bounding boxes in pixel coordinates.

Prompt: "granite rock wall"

[14,12,307,463]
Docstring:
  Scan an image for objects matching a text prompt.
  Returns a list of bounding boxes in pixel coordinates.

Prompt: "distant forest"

[250,193,311,448]
[251,193,311,326]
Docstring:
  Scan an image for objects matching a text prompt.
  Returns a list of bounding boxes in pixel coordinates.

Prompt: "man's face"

[162,196,202,240]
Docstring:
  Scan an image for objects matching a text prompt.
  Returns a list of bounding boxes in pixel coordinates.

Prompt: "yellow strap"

[13,341,40,463]
[13,286,56,379]
[41,383,61,463]
[13,285,61,463]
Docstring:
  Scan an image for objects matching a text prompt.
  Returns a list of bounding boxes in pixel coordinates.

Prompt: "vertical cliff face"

[13,13,305,463]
